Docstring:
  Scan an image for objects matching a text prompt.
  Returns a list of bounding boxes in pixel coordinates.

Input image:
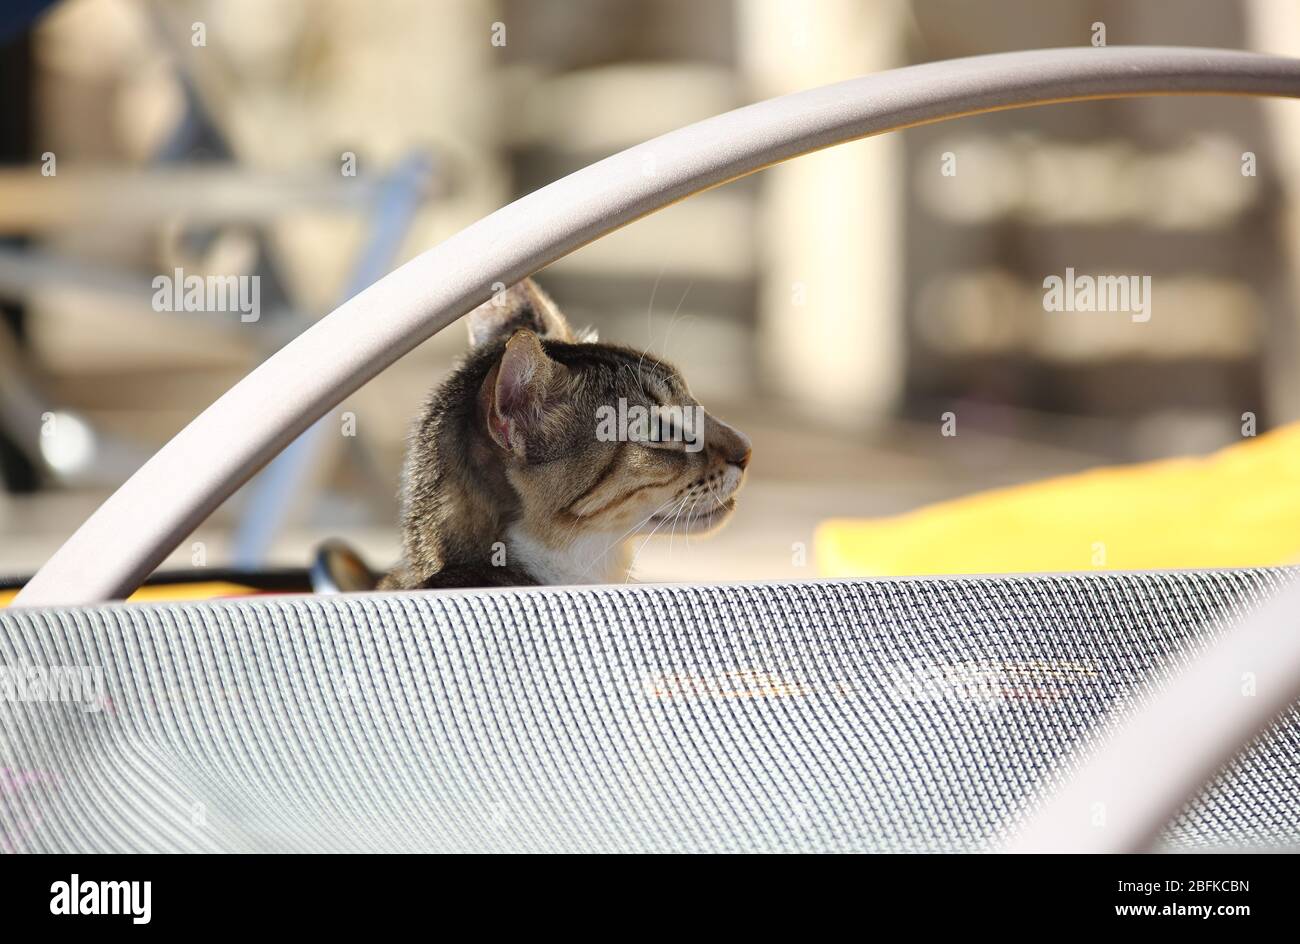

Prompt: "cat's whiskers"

[674,488,702,553]
[635,268,664,387]
[577,489,683,579]
[626,491,692,582]
[676,478,732,553]
[664,495,684,560]
[658,281,695,361]
[707,476,729,513]
[678,488,708,551]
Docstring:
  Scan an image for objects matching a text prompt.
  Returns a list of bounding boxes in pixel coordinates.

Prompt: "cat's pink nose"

[727,430,752,469]
[710,416,751,469]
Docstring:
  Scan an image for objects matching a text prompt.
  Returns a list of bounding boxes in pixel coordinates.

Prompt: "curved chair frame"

[19,46,1300,606]
[11,46,1300,853]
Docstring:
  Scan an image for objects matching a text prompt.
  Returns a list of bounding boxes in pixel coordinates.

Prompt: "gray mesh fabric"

[2,569,1298,853]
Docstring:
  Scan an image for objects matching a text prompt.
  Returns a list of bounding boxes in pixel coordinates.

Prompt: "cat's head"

[467,279,751,544]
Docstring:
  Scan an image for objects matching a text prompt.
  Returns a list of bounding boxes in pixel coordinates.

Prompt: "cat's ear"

[485,329,562,456]
[468,278,573,348]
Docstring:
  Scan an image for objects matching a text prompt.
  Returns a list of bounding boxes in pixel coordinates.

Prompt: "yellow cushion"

[816,423,1300,577]
[0,582,260,608]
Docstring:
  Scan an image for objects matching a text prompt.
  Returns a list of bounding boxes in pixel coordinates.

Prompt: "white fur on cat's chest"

[505,524,630,585]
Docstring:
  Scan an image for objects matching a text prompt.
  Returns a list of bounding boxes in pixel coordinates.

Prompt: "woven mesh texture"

[2,569,1298,852]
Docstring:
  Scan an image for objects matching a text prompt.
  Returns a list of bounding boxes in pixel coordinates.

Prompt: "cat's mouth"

[647,496,736,533]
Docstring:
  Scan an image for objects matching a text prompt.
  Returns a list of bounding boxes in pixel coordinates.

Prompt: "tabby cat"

[379,279,751,589]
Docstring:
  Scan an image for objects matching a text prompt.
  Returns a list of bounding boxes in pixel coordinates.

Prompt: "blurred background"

[4,0,1300,589]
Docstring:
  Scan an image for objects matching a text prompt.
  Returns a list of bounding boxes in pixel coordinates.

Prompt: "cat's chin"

[643,497,736,535]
